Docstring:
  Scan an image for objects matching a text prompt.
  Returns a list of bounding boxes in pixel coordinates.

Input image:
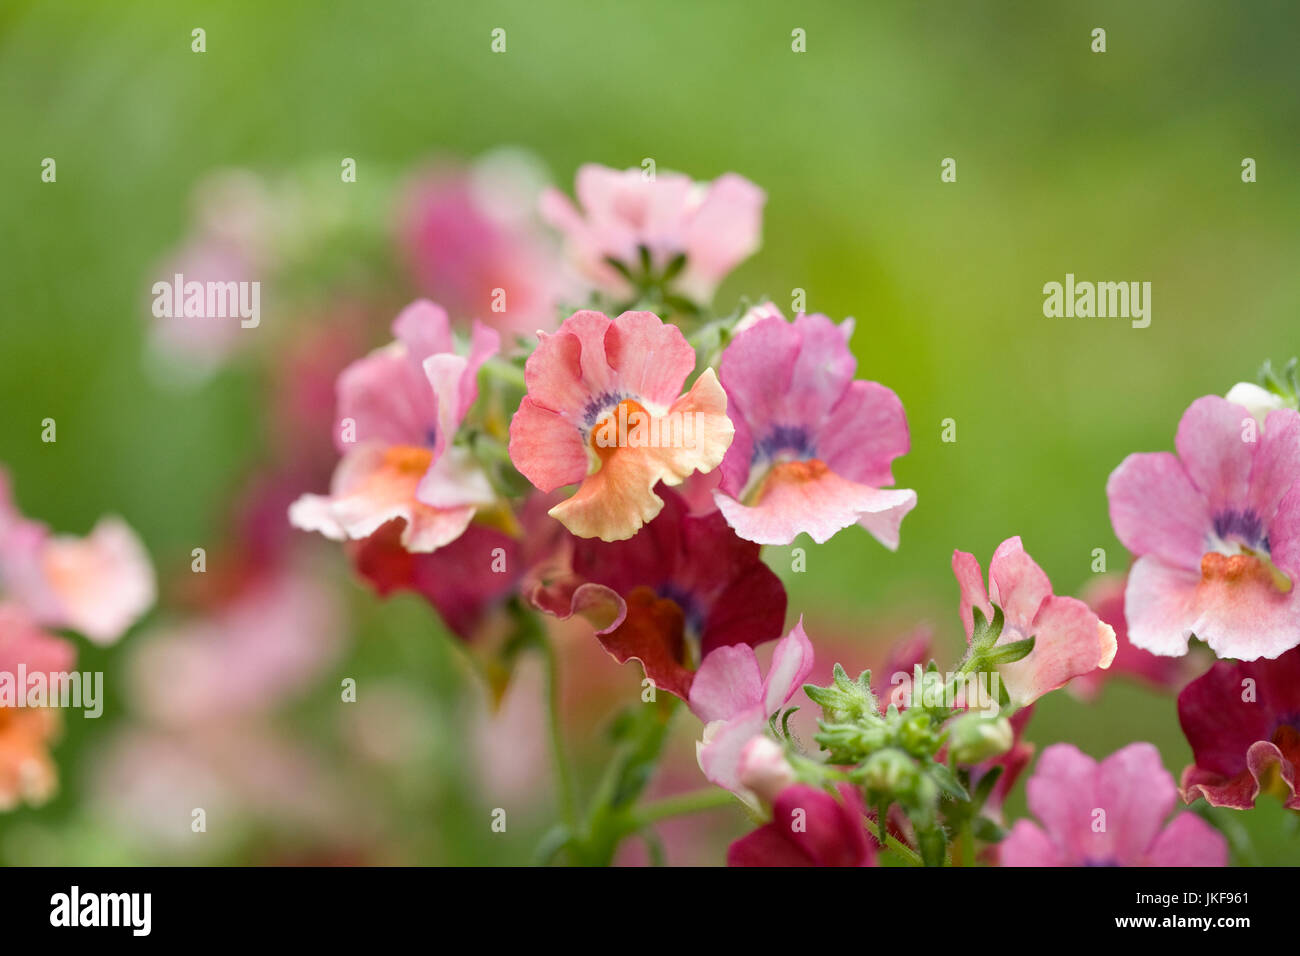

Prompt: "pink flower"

[0,469,155,645]
[508,310,733,541]
[728,783,876,867]
[1177,644,1300,811]
[541,164,765,305]
[0,604,75,809]
[689,620,814,802]
[953,537,1117,706]
[1107,395,1300,660]
[712,309,916,547]
[399,155,571,339]
[529,489,786,702]
[127,566,344,727]
[1000,743,1227,867]
[289,300,499,553]
[1068,574,1205,701]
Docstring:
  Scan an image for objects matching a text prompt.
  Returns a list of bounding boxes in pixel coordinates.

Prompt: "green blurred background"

[2,0,1298,864]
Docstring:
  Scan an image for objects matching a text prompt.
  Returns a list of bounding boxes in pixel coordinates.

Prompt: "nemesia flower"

[1177,645,1300,810]
[1069,574,1204,701]
[1107,395,1300,660]
[529,489,786,701]
[728,784,876,868]
[399,152,571,339]
[540,164,765,305]
[0,469,155,645]
[689,620,814,803]
[508,310,733,541]
[289,299,499,553]
[0,604,75,810]
[712,309,916,547]
[953,537,1117,706]
[999,743,1227,867]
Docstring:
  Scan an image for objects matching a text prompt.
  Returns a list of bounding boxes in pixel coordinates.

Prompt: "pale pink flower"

[541,164,764,304]
[0,469,154,645]
[1000,743,1227,867]
[1107,395,1300,660]
[712,309,915,546]
[952,537,1117,706]
[689,620,814,804]
[289,300,499,553]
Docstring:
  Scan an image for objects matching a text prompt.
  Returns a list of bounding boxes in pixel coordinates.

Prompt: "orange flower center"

[383,444,435,475]
[589,399,650,464]
[1200,550,1292,593]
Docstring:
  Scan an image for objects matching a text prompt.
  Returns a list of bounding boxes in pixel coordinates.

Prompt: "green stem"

[883,832,924,866]
[625,787,738,828]
[539,634,577,830]
[480,356,527,390]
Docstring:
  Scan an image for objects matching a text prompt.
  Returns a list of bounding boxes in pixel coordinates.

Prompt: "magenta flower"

[689,620,814,802]
[399,157,571,339]
[529,489,786,702]
[289,300,499,553]
[508,310,734,541]
[728,783,876,867]
[712,309,916,546]
[1107,395,1300,660]
[541,164,765,305]
[1000,743,1227,867]
[953,537,1116,706]
[1177,645,1300,810]
[0,469,155,645]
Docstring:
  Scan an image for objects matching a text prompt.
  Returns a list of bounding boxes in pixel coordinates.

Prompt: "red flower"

[1178,644,1300,810]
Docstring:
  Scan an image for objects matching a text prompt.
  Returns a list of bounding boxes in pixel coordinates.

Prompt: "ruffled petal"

[819,379,910,488]
[999,595,1115,706]
[1106,452,1210,570]
[1175,395,1255,512]
[688,644,762,723]
[715,460,910,546]
[1123,556,1200,656]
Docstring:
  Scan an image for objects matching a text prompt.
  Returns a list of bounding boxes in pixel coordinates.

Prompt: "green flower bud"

[859,748,918,798]
[948,713,1014,765]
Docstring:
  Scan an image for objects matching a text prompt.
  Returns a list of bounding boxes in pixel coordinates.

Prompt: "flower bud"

[948,713,1014,765]
[1226,382,1288,429]
[859,748,917,797]
[736,736,796,807]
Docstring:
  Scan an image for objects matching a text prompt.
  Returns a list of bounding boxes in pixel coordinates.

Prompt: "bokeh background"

[2,0,1298,864]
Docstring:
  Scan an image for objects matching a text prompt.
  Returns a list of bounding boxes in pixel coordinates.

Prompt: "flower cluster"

[0,469,154,808]
[277,158,1281,868]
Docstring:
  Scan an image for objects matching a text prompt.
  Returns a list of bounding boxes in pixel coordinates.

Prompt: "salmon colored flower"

[289,300,499,553]
[712,309,916,547]
[1177,645,1300,810]
[0,603,75,810]
[0,469,154,645]
[508,310,733,541]
[952,537,1117,706]
[1000,743,1227,867]
[540,164,764,305]
[1107,395,1300,660]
